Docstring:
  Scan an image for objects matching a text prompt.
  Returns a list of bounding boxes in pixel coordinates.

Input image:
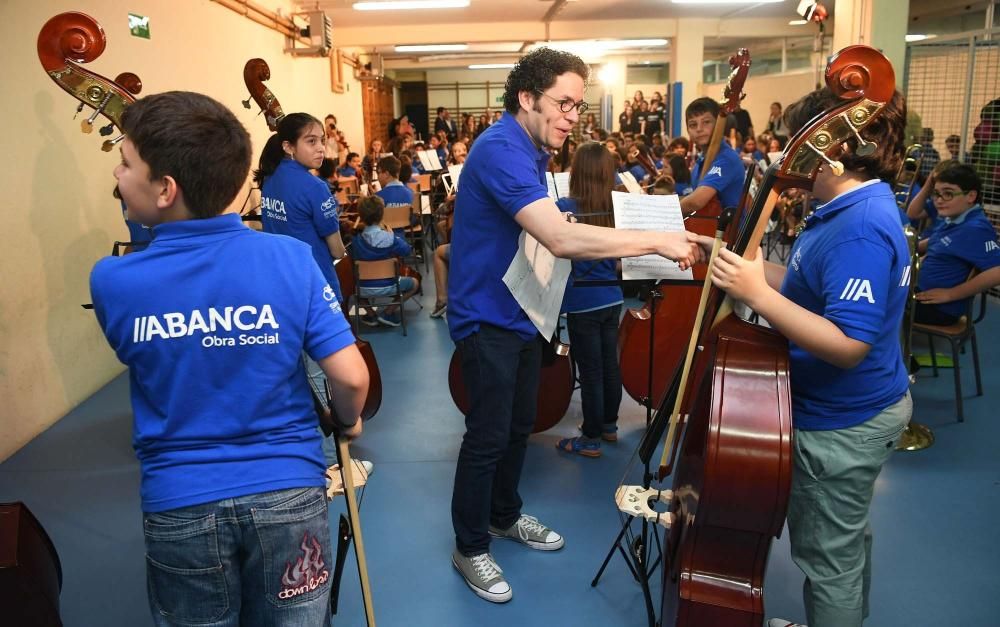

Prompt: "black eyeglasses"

[931,188,969,201]
[537,92,589,115]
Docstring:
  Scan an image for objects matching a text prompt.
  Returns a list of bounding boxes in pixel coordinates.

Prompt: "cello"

[617,49,751,409]
[38,12,143,152]
[617,45,896,625]
[243,58,382,421]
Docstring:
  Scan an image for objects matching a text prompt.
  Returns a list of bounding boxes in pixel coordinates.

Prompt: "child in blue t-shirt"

[90,91,368,625]
[914,163,1000,325]
[709,86,913,627]
[351,195,420,327]
[906,159,956,234]
[555,143,624,458]
[338,151,361,178]
[681,97,746,215]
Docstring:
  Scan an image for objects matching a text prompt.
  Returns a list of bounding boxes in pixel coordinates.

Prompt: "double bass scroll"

[37,12,143,151]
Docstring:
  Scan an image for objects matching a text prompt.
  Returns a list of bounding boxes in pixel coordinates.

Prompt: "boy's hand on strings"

[710,247,770,307]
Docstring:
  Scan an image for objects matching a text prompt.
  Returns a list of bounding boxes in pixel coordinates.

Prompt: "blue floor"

[3,269,1000,626]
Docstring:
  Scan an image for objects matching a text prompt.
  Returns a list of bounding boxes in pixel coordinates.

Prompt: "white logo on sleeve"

[899,265,912,287]
[986,240,999,253]
[707,165,722,177]
[322,285,336,302]
[839,278,876,303]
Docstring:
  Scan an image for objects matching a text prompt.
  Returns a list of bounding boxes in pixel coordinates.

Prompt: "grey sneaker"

[430,301,448,318]
[452,550,512,603]
[488,514,564,551]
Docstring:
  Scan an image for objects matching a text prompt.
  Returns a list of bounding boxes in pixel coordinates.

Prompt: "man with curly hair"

[447,47,707,603]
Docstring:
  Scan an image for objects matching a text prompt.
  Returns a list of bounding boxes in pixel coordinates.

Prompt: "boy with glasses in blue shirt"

[90,91,368,626]
[914,162,1000,325]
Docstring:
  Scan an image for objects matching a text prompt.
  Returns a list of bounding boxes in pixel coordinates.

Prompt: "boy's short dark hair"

[686,97,720,121]
[378,155,401,179]
[503,48,589,114]
[317,158,336,179]
[784,86,907,182]
[667,136,690,152]
[936,162,982,202]
[121,91,251,219]
[358,194,385,225]
[437,106,446,115]
[345,152,360,164]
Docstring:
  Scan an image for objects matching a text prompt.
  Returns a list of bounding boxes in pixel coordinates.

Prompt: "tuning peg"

[241,97,252,110]
[81,119,94,134]
[72,102,85,120]
[99,122,115,136]
[102,134,125,152]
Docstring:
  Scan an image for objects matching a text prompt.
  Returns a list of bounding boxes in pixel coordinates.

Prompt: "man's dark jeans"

[452,324,541,556]
[567,305,622,439]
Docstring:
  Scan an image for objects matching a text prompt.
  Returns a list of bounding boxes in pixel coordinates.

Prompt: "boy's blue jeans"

[143,486,332,626]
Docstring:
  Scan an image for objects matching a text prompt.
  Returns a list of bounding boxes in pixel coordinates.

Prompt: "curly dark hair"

[503,48,589,114]
[784,86,906,182]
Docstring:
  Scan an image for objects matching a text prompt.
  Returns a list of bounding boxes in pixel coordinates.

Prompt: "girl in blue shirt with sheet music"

[709,87,913,627]
[555,142,624,458]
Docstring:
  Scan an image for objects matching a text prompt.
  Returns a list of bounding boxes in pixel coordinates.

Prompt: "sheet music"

[448,164,464,189]
[502,230,572,339]
[427,150,443,171]
[545,172,558,200]
[553,172,570,199]
[416,150,435,172]
[619,171,644,195]
[612,191,693,281]
[442,172,455,195]
[421,195,431,215]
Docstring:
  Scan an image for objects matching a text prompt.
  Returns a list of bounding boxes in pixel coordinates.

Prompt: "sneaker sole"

[376,318,401,327]
[601,433,618,442]
[488,530,565,551]
[451,557,512,603]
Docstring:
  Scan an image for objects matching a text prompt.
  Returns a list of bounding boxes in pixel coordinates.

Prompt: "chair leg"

[951,338,963,423]
[971,330,983,396]
[928,335,939,376]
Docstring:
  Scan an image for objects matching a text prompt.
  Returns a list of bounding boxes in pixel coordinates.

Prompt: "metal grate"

[905,31,1000,300]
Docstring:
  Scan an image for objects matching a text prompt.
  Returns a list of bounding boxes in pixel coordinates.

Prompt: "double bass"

[617,49,751,409]
[243,58,382,421]
[618,45,896,625]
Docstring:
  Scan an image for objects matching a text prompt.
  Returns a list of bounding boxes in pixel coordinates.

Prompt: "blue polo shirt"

[376,180,413,210]
[917,205,1000,318]
[261,158,343,302]
[779,180,910,431]
[90,214,356,512]
[338,165,357,178]
[691,142,745,209]
[121,200,152,252]
[448,112,550,341]
[557,197,623,314]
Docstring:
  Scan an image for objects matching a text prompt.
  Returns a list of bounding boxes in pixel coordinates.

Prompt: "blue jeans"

[359,276,417,298]
[566,305,623,439]
[143,487,332,626]
[452,324,542,556]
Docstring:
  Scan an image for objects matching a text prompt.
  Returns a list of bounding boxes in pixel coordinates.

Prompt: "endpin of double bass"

[839,111,877,157]
[81,91,114,134]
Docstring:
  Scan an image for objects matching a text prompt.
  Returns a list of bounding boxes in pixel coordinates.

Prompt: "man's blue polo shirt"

[90,214,355,512]
[447,112,550,341]
[780,180,910,430]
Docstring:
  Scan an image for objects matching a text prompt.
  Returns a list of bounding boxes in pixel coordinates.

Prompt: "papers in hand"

[442,163,464,194]
[612,191,693,281]
[502,230,571,339]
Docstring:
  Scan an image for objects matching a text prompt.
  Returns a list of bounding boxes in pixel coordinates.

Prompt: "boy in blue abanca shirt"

[681,96,747,215]
[351,194,421,327]
[912,162,1000,325]
[90,91,368,626]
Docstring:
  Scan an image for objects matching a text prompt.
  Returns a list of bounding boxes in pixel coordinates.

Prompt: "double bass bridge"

[616,485,674,529]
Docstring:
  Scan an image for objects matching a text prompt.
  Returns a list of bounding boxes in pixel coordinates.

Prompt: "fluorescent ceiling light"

[535,39,667,53]
[905,34,937,42]
[395,44,468,52]
[469,63,516,69]
[789,19,809,25]
[354,0,470,10]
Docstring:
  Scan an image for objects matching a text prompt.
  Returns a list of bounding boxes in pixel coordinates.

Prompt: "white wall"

[1,0,364,461]
[702,70,817,140]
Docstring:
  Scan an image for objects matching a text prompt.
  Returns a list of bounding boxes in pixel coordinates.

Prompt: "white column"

[671,19,709,114]
[833,0,909,77]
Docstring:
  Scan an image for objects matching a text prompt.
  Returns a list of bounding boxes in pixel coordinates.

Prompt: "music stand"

[572,275,701,627]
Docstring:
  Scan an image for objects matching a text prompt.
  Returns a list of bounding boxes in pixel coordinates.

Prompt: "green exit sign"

[128,13,150,39]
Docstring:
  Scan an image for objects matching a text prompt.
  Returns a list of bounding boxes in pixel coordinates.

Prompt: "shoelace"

[471,554,502,581]
[515,515,548,540]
